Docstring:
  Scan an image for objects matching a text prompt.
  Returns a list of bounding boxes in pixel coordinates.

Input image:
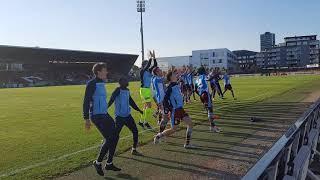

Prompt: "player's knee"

[160,119,168,126]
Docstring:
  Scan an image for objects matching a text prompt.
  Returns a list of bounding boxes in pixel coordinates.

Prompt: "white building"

[191,48,238,72]
[157,56,192,71]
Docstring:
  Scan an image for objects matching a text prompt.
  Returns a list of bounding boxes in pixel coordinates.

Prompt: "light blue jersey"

[186,73,194,85]
[108,87,142,118]
[142,71,153,88]
[152,76,165,104]
[223,74,231,85]
[114,89,131,117]
[164,82,184,110]
[196,74,209,95]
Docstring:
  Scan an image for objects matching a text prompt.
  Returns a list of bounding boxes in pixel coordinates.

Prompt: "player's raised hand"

[148,50,153,60]
[152,50,156,59]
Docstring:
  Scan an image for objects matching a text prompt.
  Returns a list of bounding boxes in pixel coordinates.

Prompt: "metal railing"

[243,99,320,180]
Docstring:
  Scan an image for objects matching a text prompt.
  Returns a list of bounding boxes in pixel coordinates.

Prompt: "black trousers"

[211,82,223,97]
[115,115,138,149]
[91,114,117,163]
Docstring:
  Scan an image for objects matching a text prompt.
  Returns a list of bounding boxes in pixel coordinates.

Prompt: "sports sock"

[208,112,216,127]
[158,113,162,122]
[95,160,102,165]
[159,119,168,133]
[185,128,192,145]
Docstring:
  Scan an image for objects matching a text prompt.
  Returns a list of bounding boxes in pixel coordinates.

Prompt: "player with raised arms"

[139,50,157,129]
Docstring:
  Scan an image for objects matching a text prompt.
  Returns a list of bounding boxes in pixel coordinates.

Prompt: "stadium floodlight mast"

[137,0,145,65]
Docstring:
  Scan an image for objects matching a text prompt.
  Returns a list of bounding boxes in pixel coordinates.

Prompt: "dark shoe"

[131,149,143,156]
[93,161,104,176]
[144,122,152,129]
[138,122,145,129]
[105,163,121,171]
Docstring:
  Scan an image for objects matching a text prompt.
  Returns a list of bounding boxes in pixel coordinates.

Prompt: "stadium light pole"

[137,0,145,64]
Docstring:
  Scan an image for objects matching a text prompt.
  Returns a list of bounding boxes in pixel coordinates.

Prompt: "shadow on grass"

[114,173,140,180]
[163,148,255,164]
[117,155,240,180]
[164,141,259,159]
[169,135,265,150]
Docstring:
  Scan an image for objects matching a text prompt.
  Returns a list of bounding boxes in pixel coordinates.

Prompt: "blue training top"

[152,75,165,104]
[186,73,194,85]
[164,82,184,110]
[83,77,108,119]
[223,74,231,85]
[108,87,141,118]
[140,59,157,88]
[196,74,209,95]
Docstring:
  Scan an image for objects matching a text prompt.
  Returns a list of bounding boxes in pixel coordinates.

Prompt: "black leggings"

[211,82,223,97]
[115,115,139,149]
[91,114,117,163]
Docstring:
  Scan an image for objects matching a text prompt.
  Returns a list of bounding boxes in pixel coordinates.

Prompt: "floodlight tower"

[137,0,145,63]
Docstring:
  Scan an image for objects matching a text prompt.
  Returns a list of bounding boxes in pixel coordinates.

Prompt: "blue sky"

[0,0,319,66]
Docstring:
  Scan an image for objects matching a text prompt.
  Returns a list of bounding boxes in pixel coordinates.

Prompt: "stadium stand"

[0,45,138,88]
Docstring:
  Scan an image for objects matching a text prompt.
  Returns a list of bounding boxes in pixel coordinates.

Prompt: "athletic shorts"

[171,108,189,127]
[225,84,232,90]
[180,84,187,93]
[140,87,152,103]
[186,84,192,92]
[200,91,212,107]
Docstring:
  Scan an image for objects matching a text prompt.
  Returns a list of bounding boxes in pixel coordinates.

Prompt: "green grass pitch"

[0,75,320,179]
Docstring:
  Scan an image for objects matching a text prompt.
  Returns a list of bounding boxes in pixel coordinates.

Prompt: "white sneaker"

[184,144,197,149]
[153,136,160,144]
[210,126,222,133]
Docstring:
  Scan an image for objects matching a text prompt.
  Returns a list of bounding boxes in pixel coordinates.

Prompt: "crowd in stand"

[0,71,95,88]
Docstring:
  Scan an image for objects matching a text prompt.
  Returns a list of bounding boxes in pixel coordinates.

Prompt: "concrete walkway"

[57,100,312,180]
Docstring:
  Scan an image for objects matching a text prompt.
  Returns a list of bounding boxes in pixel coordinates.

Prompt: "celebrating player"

[178,66,188,103]
[196,67,221,133]
[152,66,169,133]
[154,70,194,149]
[222,71,236,100]
[208,69,224,99]
[186,66,196,102]
[83,63,121,176]
[139,50,157,129]
[108,77,144,156]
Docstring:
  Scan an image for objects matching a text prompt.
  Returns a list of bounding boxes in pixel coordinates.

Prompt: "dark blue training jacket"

[83,77,108,119]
